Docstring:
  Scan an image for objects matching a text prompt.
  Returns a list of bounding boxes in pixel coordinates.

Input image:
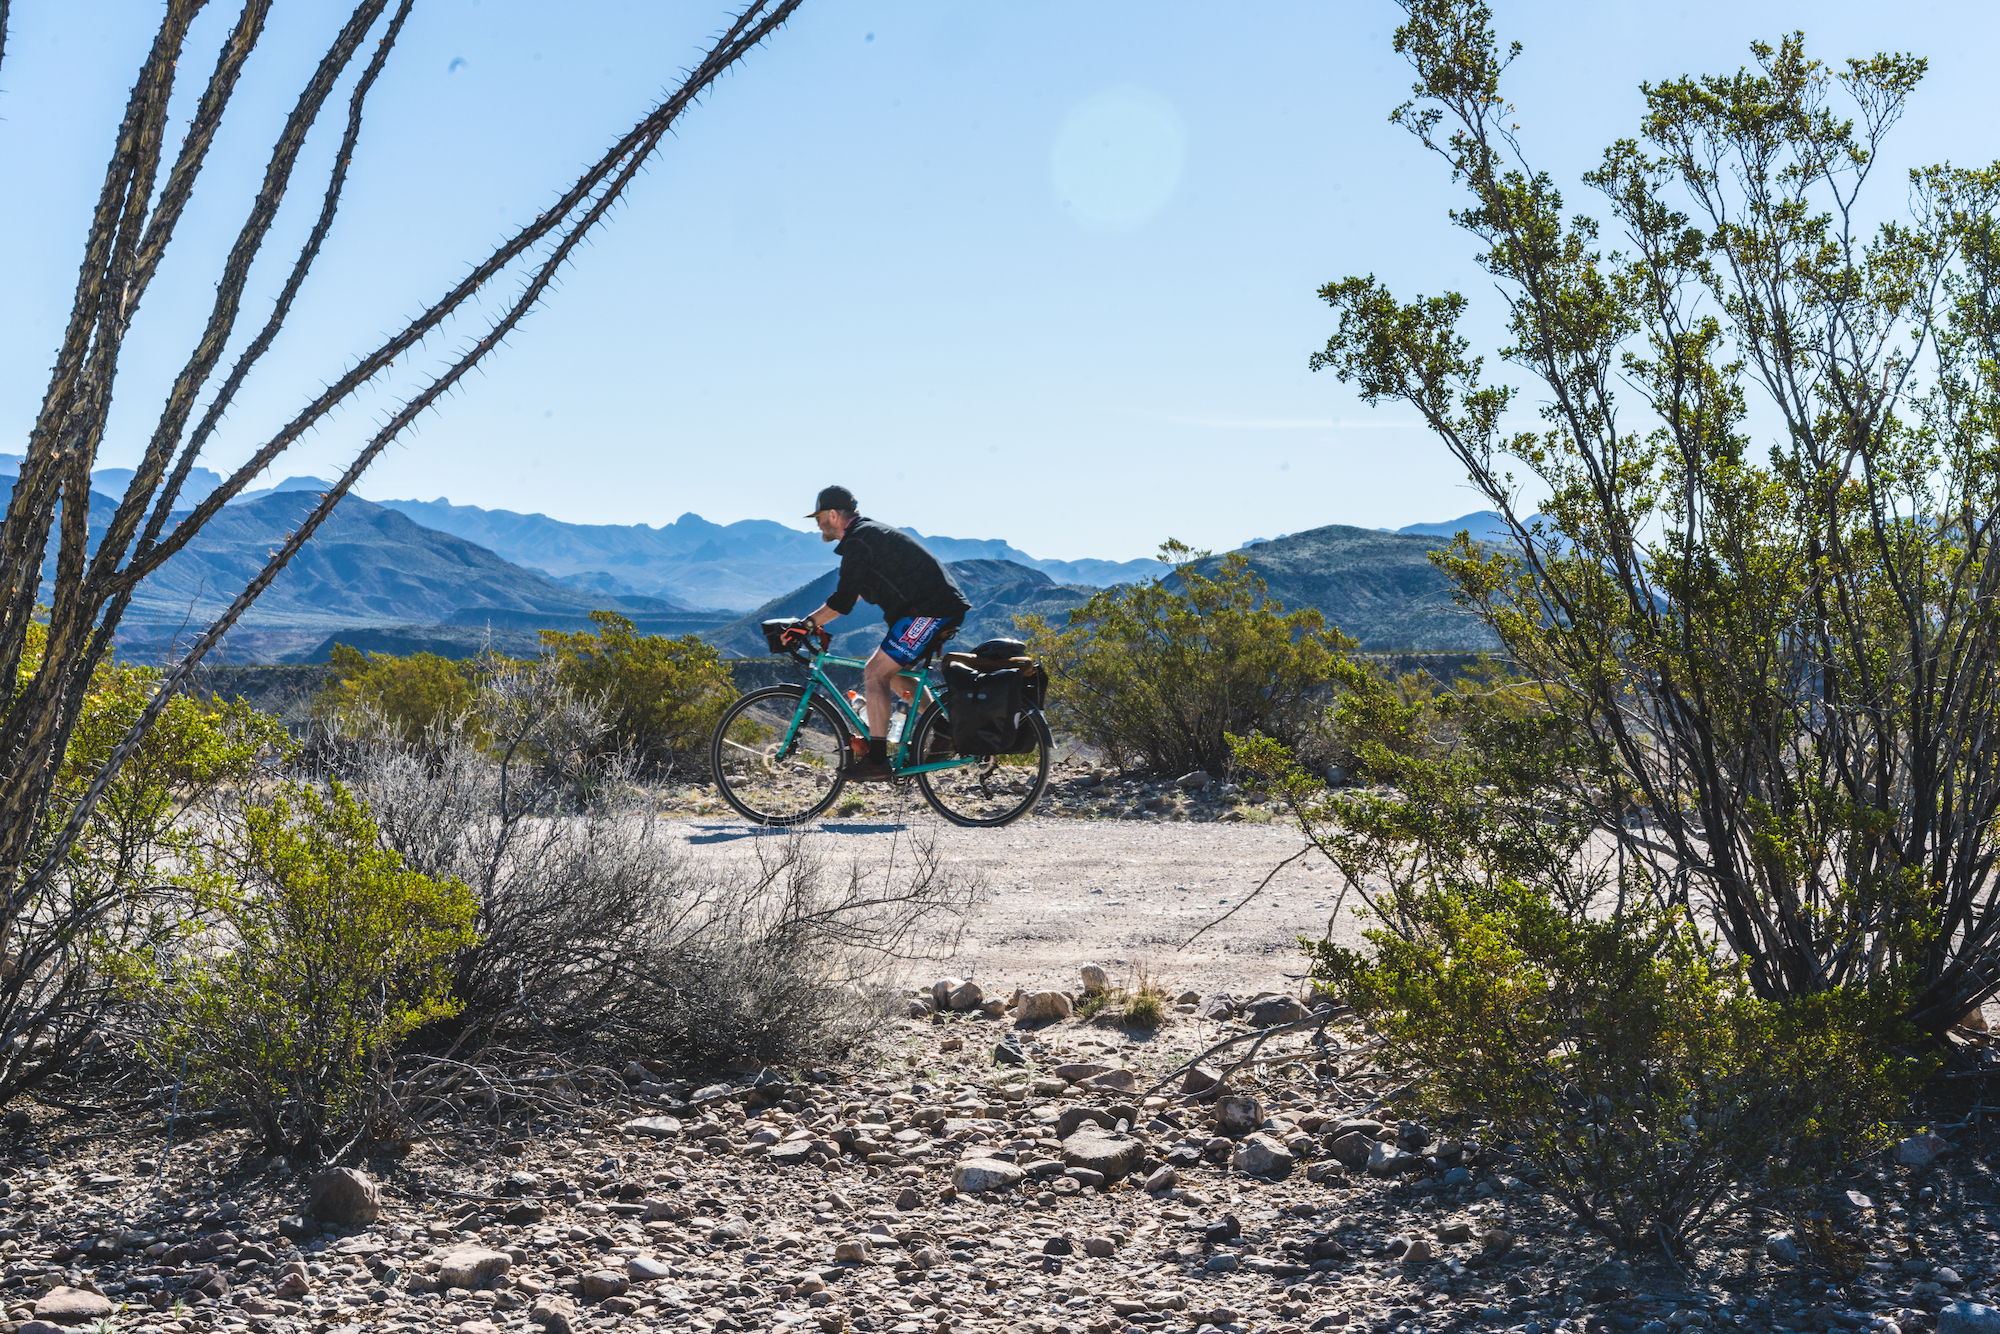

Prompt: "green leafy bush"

[130,782,479,1158]
[1309,880,1916,1253]
[316,644,478,745]
[1238,663,1923,1254]
[1022,542,1351,775]
[539,611,735,774]
[1,619,289,1105]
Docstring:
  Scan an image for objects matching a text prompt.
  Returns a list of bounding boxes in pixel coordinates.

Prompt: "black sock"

[869,737,887,762]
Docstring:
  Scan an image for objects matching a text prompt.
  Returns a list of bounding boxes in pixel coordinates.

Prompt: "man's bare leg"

[863,649,899,738]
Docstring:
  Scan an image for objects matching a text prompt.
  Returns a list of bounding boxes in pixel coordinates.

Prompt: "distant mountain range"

[0,453,1506,661]
[374,496,1159,610]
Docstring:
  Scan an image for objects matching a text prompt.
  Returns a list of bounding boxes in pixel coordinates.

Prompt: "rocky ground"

[5,977,1999,1334]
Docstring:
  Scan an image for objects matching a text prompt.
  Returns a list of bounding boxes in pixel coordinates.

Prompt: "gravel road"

[666,813,1369,998]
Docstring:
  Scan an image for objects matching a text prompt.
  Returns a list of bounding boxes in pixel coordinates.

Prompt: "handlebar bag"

[761,618,805,654]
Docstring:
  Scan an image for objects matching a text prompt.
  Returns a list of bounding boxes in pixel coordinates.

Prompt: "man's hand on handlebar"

[778,618,829,654]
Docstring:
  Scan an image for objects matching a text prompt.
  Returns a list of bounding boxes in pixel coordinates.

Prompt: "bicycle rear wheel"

[711,685,850,825]
[908,702,1051,827]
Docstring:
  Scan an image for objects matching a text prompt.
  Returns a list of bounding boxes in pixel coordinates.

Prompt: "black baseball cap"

[806,485,857,517]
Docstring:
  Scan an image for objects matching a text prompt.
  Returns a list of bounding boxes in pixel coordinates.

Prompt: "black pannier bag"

[942,649,1045,755]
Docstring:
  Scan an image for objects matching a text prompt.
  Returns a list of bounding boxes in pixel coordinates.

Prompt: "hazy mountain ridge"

[1212,522,1499,651]
[106,491,691,662]
[375,496,1158,610]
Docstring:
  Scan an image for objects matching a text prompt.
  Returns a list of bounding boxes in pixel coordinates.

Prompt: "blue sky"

[4,1,1995,561]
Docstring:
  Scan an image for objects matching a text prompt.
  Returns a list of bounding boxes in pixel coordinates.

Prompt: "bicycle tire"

[710,685,851,825]
[908,701,1051,827]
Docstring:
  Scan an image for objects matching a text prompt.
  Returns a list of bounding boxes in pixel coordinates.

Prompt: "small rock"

[1018,991,1074,1023]
[1764,1231,1800,1265]
[908,996,936,1019]
[531,1295,580,1334]
[1897,1133,1953,1167]
[1176,770,1213,791]
[1182,1064,1223,1097]
[834,1239,874,1263]
[1324,1131,1375,1167]
[439,1247,513,1288]
[19,1322,68,1334]
[1939,1267,1965,1286]
[1144,1164,1178,1192]
[1206,1253,1240,1273]
[1053,1062,1115,1085]
[1940,1302,2000,1334]
[1084,1236,1116,1257]
[980,998,1007,1018]
[1043,1237,1074,1256]
[1061,1127,1147,1182]
[1064,1167,1106,1189]
[1245,994,1308,1027]
[952,1158,1026,1193]
[620,1115,683,1139]
[1081,964,1111,994]
[277,1214,318,1240]
[627,1256,673,1280]
[33,1288,112,1323]
[1214,1093,1262,1138]
[895,1185,922,1210]
[949,979,985,1011]
[1083,1068,1138,1093]
[1366,1141,1425,1177]
[932,978,962,1009]
[1229,1132,1296,1176]
[305,1165,381,1225]
[993,1033,1027,1066]
[1437,1221,1473,1243]
[1402,1239,1434,1263]
[580,1270,628,1300]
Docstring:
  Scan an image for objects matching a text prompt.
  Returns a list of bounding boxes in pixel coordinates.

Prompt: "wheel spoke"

[710,687,847,825]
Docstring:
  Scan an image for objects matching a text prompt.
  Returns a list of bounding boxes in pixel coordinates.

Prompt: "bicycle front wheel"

[711,685,850,825]
[909,702,1051,827]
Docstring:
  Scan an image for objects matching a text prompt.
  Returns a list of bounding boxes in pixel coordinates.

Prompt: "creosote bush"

[3,620,287,1105]
[1309,880,1916,1254]
[124,782,478,1159]
[1238,656,1923,1254]
[1023,541,1349,775]
[539,610,736,775]
[315,644,478,745]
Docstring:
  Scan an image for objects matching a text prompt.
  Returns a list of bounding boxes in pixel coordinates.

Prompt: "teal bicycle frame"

[781,649,978,777]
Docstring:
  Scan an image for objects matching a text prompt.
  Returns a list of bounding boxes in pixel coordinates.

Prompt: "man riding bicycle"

[792,485,970,781]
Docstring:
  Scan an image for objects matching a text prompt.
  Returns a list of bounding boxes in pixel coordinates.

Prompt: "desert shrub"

[1309,879,1915,1253]
[316,643,478,745]
[539,611,735,775]
[0,620,288,1105]
[1239,662,1924,1253]
[319,658,976,1070]
[125,782,478,1158]
[1311,0,2000,1038]
[1022,541,1351,775]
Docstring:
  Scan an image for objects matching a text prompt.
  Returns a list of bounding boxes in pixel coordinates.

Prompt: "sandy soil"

[663,812,1368,1000]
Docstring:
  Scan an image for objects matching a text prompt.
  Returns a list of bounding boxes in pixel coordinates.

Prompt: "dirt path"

[664,813,1367,999]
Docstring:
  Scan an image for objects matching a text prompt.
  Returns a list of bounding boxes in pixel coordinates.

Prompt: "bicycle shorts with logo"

[880,614,960,667]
